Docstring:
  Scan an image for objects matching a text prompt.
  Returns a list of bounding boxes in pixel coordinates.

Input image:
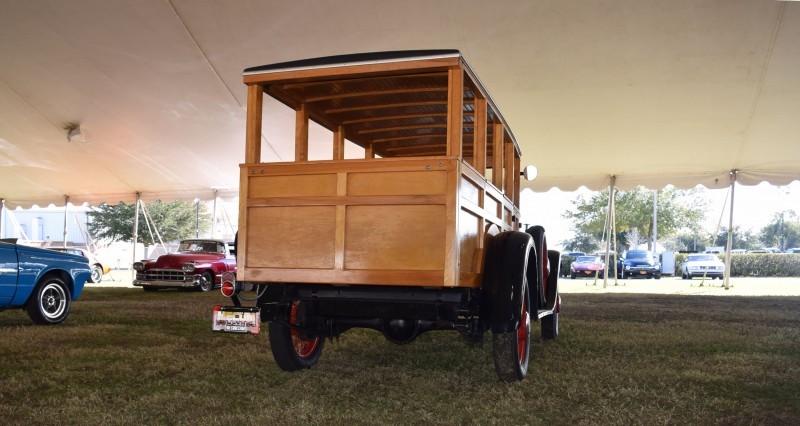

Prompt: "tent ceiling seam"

[165,0,283,161]
[732,1,785,170]
[0,78,61,134]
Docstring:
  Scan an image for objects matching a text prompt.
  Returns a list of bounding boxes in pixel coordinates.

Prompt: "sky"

[520,180,800,251]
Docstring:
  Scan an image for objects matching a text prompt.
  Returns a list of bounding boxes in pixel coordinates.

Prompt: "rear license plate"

[212,306,261,335]
[639,271,646,275]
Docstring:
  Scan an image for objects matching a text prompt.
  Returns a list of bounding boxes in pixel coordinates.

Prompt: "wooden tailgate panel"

[242,159,459,287]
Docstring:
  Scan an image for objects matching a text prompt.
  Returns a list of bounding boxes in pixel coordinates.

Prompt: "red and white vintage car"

[133,239,236,292]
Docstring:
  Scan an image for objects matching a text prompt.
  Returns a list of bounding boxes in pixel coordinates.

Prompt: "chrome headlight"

[133,262,145,271]
[182,263,196,273]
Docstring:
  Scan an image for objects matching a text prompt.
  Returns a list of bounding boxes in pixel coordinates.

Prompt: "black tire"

[269,301,324,371]
[198,271,214,292]
[542,250,561,340]
[570,273,576,279]
[544,250,560,310]
[492,282,531,382]
[655,273,662,280]
[26,276,71,325]
[525,226,547,309]
[89,265,103,283]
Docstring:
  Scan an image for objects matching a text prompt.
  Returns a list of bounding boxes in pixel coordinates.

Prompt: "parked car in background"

[560,252,586,277]
[0,239,92,324]
[48,247,110,284]
[681,253,725,279]
[618,250,661,279]
[570,255,605,279]
[133,239,235,292]
[786,248,800,254]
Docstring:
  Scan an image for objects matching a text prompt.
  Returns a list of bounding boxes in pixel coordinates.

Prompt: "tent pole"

[723,171,737,290]
[63,195,70,246]
[652,190,658,252]
[603,175,616,288]
[212,190,219,238]
[0,199,5,239]
[611,184,619,286]
[132,193,141,281]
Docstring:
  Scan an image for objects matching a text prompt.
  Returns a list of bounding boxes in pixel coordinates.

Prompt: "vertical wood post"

[492,121,504,189]
[295,103,309,162]
[365,144,375,158]
[504,139,514,199]
[447,67,463,157]
[245,84,263,163]
[513,154,521,207]
[333,125,345,160]
[474,97,487,175]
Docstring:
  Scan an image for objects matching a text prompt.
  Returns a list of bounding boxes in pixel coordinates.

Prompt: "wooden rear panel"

[240,158,458,287]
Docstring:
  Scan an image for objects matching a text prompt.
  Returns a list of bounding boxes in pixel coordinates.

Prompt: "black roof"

[244,50,460,74]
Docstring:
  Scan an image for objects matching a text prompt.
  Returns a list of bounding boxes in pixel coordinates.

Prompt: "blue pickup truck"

[0,239,92,324]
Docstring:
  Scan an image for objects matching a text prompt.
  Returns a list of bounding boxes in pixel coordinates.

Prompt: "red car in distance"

[133,239,236,292]
[570,255,605,279]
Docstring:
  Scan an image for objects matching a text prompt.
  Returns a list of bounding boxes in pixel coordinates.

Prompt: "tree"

[759,210,800,251]
[88,200,210,244]
[563,186,707,251]
[560,233,601,254]
[711,226,759,251]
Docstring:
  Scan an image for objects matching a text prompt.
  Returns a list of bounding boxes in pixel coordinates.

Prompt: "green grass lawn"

[1,288,798,425]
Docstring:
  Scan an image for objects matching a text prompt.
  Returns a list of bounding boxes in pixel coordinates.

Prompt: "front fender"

[481,231,533,333]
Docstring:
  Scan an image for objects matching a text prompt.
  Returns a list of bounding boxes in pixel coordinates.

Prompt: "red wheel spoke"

[289,301,321,359]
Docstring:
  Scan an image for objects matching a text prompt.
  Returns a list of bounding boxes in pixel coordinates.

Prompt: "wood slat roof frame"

[243,50,522,160]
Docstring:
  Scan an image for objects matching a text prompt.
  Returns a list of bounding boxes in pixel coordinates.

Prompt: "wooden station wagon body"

[238,50,522,289]
[216,50,559,382]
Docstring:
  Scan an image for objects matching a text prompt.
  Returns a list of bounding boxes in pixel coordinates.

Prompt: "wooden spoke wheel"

[493,281,531,382]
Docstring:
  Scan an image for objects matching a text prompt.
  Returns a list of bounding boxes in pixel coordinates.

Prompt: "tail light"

[220,271,237,297]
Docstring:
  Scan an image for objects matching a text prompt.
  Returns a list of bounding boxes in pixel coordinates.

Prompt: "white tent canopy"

[1,0,799,208]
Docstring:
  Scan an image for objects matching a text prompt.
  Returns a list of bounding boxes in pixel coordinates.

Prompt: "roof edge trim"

[243,50,461,76]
